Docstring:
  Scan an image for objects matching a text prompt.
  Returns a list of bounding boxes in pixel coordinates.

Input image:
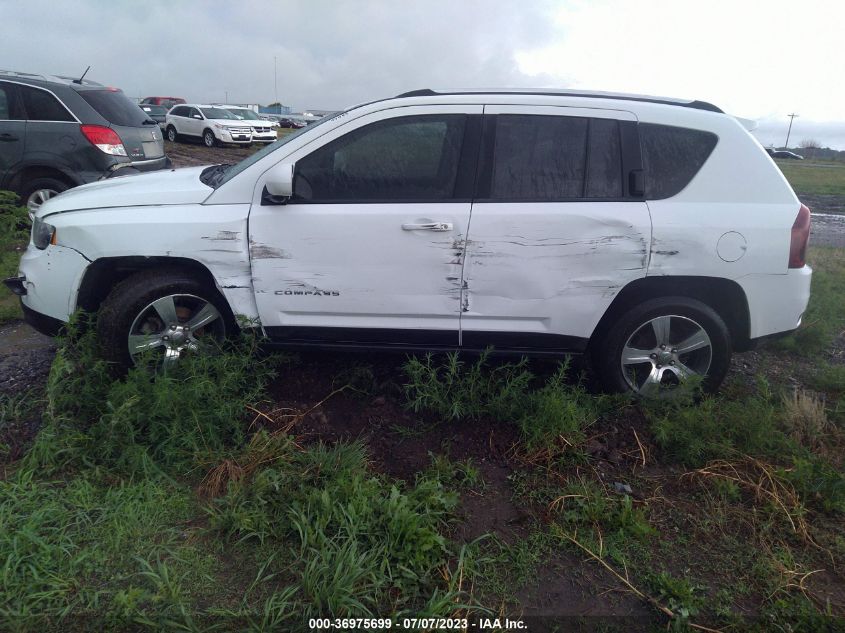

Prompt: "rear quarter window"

[79,89,150,127]
[640,123,718,199]
[20,86,74,122]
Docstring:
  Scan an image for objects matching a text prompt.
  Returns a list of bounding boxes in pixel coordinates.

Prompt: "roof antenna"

[73,65,91,85]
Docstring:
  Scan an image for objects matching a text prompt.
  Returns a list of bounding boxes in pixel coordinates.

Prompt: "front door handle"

[0,133,19,142]
[401,222,453,232]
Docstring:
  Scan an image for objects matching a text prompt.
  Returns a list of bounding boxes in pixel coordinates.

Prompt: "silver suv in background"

[219,106,278,144]
[165,104,253,147]
[0,70,168,211]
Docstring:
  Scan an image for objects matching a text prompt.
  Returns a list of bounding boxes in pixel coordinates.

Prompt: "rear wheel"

[97,269,233,369]
[166,125,178,142]
[21,177,70,214]
[593,296,731,398]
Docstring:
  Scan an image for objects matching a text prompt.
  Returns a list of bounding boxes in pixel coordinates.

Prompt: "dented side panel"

[44,203,260,325]
[461,202,651,341]
[248,203,470,338]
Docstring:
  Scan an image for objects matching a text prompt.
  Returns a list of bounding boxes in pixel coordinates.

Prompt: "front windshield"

[214,112,342,188]
[229,108,261,120]
[201,107,237,120]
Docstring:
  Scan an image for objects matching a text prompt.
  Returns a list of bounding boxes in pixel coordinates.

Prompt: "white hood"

[38,166,213,218]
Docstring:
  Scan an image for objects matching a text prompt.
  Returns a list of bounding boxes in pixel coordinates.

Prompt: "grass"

[0,324,480,631]
[775,246,845,355]
[0,191,29,325]
[776,158,845,197]
[403,351,618,457]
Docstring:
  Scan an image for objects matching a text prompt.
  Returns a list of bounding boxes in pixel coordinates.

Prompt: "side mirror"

[192,114,202,120]
[264,163,294,202]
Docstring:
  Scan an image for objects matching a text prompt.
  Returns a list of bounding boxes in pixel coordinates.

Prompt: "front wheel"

[593,297,731,398]
[203,130,217,148]
[97,269,233,369]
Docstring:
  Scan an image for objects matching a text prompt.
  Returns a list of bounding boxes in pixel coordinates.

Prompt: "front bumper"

[16,244,90,325]
[21,302,64,337]
[252,133,277,143]
[220,130,252,144]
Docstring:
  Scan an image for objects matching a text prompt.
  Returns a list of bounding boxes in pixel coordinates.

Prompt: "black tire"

[166,125,178,142]
[592,296,731,397]
[20,177,70,213]
[97,268,235,369]
[203,129,217,148]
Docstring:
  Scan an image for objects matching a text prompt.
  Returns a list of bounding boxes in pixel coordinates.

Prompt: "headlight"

[32,217,56,250]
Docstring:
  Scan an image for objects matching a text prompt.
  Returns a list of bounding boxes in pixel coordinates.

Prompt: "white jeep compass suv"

[5,89,812,396]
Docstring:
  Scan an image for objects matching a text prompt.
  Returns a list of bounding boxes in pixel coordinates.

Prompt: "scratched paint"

[201,230,241,241]
[249,244,291,260]
[247,203,470,336]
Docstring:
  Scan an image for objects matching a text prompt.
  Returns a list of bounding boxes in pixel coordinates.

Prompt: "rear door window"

[488,115,624,200]
[294,114,467,202]
[0,83,24,120]
[639,123,718,199]
[20,86,74,122]
[79,89,150,127]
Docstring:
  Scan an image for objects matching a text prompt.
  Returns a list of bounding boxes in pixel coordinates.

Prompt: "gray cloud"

[3,0,843,149]
[1,0,559,109]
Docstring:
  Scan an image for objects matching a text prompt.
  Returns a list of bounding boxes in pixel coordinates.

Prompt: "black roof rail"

[393,88,723,113]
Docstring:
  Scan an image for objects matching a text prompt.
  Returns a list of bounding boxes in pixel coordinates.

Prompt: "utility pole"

[274,56,278,110]
[784,113,799,149]
[225,90,228,103]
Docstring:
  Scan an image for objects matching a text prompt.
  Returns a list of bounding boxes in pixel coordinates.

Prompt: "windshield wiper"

[142,119,157,125]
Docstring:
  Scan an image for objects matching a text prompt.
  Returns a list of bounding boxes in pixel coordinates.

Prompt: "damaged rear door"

[460,106,650,352]
[249,105,482,347]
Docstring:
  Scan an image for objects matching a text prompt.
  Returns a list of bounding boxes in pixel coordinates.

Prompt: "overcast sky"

[3,0,844,148]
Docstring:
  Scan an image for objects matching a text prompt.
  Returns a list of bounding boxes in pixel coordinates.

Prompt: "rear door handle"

[401,222,453,232]
[0,133,19,142]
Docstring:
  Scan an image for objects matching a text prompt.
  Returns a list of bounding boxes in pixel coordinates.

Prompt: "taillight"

[80,124,127,156]
[789,203,811,268]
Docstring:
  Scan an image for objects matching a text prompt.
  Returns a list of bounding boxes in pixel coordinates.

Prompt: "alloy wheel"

[127,293,225,367]
[27,188,59,213]
[620,314,712,397]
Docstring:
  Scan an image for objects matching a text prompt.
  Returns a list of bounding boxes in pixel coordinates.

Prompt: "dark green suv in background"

[0,70,169,211]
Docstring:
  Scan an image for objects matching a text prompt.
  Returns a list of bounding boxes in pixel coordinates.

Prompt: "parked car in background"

[218,105,278,143]
[165,104,253,147]
[141,96,186,108]
[772,150,804,160]
[8,88,812,399]
[264,114,305,129]
[140,104,168,132]
[0,70,168,212]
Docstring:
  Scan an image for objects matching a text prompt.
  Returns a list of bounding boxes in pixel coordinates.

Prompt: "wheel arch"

[77,256,226,315]
[591,276,752,352]
[5,164,80,193]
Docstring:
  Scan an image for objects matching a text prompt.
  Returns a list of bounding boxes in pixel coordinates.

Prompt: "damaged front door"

[460,106,651,352]
[249,106,482,347]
